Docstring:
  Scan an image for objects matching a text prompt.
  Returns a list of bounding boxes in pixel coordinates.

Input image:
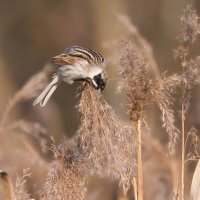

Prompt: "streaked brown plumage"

[33,45,107,107]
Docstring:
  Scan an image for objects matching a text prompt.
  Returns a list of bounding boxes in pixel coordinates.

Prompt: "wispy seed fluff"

[119,38,181,154]
[39,139,89,200]
[77,84,136,194]
[175,4,200,60]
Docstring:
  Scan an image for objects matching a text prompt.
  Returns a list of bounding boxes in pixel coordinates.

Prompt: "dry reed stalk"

[119,37,181,199]
[181,106,185,200]
[0,66,53,199]
[119,38,181,151]
[0,65,51,127]
[0,119,51,170]
[136,119,143,200]
[133,177,138,200]
[118,38,147,200]
[142,134,179,199]
[175,5,200,200]
[0,171,13,200]
[118,196,129,200]
[6,120,50,155]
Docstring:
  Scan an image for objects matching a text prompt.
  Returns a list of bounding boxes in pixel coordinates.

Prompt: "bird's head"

[92,70,107,91]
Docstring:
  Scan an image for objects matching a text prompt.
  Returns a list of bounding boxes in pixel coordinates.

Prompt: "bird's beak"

[51,54,67,65]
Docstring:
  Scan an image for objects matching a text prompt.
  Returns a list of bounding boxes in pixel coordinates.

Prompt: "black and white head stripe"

[64,45,105,65]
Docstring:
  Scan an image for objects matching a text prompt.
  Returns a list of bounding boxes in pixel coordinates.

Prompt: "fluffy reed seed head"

[150,74,181,153]
[40,138,88,200]
[179,4,199,44]
[77,84,136,195]
[184,56,200,87]
[14,169,32,200]
[119,38,181,154]
[118,38,153,122]
[174,5,200,118]
[175,4,200,60]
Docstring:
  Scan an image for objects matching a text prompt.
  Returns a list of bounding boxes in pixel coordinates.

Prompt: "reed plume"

[118,36,181,199]
[119,37,180,153]
[13,169,32,200]
[77,84,136,195]
[40,138,89,200]
[174,4,200,200]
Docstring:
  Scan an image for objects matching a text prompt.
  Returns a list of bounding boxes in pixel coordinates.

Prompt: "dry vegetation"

[0,3,200,200]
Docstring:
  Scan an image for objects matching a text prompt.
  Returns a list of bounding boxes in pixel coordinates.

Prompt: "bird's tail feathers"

[33,75,60,107]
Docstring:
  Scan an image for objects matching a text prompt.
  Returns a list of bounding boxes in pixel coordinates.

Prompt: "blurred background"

[0,0,200,199]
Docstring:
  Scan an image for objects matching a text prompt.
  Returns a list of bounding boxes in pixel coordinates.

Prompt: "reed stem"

[136,119,143,200]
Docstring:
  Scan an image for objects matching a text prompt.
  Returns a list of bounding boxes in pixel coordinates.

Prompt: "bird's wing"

[52,55,79,65]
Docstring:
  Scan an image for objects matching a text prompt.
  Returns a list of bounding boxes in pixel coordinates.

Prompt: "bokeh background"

[0,0,200,199]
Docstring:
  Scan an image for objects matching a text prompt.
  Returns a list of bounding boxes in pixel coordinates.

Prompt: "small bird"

[33,45,107,107]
